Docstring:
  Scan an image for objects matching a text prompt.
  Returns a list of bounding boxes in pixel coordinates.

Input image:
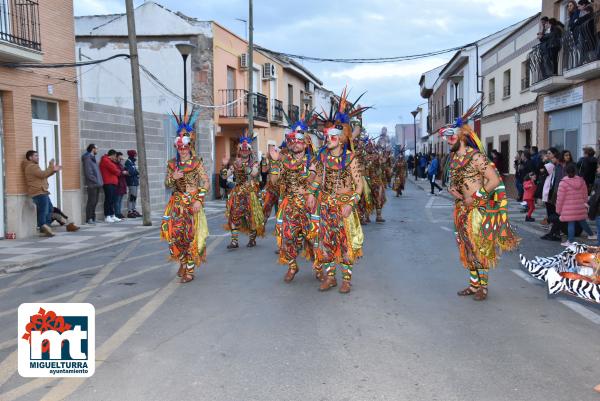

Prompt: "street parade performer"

[261,150,280,224]
[365,141,387,223]
[393,150,408,196]
[224,133,265,249]
[269,111,318,282]
[354,133,374,225]
[161,109,210,283]
[440,104,519,301]
[308,88,369,294]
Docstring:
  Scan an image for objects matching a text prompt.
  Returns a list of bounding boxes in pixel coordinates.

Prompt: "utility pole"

[125,0,151,226]
[247,0,254,139]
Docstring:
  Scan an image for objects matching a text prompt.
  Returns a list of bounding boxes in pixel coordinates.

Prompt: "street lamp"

[449,74,463,120]
[411,108,420,180]
[175,43,196,115]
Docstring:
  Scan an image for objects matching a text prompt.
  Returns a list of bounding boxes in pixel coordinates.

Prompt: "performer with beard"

[224,133,265,249]
[161,109,210,283]
[441,104,519,301]
[365,142,387,223]
[309,89,368,294]
[354,134,374,225]
[269,112,318,282]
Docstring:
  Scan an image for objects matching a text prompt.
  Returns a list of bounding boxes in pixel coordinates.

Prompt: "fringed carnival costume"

[261,154,280,223]
[520,244,600,303]
[269,110,318,282]
[161,109,210,283]
[309,88,370,294]
[365,141,387,223]
[393,148,408,196]
[224,133,265,249]
[440,103,519,300]
[354,134,374,225]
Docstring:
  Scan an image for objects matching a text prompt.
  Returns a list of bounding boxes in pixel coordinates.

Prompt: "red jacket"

[99,155,121,186]
[556,175,588,222]
[523,180,537,201]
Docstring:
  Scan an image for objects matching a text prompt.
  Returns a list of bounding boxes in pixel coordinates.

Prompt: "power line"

[0,54,130,69]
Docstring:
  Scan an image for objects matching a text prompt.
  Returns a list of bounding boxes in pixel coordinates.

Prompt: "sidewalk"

[0,200,226,274]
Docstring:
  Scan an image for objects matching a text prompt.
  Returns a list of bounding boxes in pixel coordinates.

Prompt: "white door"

[32,121,59,206]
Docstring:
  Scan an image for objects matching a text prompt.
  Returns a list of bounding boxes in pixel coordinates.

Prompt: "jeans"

[103,184,117,217]
[567,220,593,242]
[515,178,524,201]
[32,194,53,228]
[429,174,442,193]
[115,194,124,217]
[127,185,138,211]
[86,186,100,222]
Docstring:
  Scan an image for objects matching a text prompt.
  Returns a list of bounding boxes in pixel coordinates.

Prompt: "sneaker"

[105,216,115,223]
[561,241,573,247]
[112,215,122,222]
[588,234,597,240]
[127,211,137,218]
[86,219,96,225]
[39,224,55,237]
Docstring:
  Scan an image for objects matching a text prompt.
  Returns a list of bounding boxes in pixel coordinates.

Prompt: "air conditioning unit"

[262,63,277,80]
[304,81,314,94]
[239,53,249,69]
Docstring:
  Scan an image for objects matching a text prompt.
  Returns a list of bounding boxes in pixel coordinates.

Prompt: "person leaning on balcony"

[22,150,62,237]
[548,18,564,75]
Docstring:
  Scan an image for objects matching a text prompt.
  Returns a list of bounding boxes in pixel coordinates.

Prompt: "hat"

[127,150,137,157]
[171,107,199,152]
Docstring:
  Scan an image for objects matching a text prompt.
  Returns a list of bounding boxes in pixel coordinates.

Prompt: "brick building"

[0,0,80,239]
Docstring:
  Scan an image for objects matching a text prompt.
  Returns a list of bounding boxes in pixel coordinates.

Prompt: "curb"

[0,225,159,275]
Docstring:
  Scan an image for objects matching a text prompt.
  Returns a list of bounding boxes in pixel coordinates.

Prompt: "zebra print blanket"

[519,243,600,304]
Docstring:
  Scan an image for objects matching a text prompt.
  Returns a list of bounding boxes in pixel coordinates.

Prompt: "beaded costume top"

[165,157,206,193]
[315,150,355,196]
[279,153,313,197]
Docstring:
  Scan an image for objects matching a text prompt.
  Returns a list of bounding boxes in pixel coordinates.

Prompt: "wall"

[2,0,80,238]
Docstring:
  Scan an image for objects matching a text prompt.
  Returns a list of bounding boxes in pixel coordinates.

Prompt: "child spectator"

[524,172,537,222]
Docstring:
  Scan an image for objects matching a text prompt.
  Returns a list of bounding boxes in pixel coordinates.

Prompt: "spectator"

[589,163,600,246]
[428,153,443,195]
[114,152,128,219]
[548,18,564,75]
[260,155,269,190]
[491,149,502,172]
[23,150,62,237]
[99,149,123,223]
[573,0,597,64]
[125,150,141,218]
[542,148,562,241]
[531,146,542,170]
[523,172,537,222]
[407,155,414,173]
[418,153,428,179]
[514,151,525,201]
[578,146,598,191]
[82,144,103,225]
[535,149,548,201]
[556,163,595,246]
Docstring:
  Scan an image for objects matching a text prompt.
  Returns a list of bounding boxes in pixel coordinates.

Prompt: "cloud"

[458,0,540,18]
[74,0,125,15]
[327,57,449,81]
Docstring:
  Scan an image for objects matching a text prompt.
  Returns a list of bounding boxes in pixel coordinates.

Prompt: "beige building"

[529,1,600,157]
[481,14,540,175]
[0,0,80,239]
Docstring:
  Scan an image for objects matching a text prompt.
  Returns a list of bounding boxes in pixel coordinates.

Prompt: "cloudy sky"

[74,0,541,134]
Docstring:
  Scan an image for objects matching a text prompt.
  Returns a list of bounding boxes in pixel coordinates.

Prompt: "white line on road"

[440,226,453,233]
[557,300,600,325]
[510,269,540,285]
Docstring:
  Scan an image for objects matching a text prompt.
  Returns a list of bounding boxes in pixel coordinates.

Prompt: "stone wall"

[79,101,170,220]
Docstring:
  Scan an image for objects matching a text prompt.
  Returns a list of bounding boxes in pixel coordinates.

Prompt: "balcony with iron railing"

[288,104,299,123]
[271,99,283,124]
[563,10,600,81]
[218,89,268,124]
[444,99,463,125]
[528,42,570,93]
[0,0,42,62]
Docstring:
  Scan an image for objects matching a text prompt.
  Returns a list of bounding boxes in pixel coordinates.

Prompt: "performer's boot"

[319,263,337,291]
[474,268,489,301]
[227,229,239,249]
[247,230,257,248]
[180,262,194,283]
[457,269,480,296]
[339,264,352,294]
[284,260,299,283]
[313,264,324,281]
[376,209,385,223]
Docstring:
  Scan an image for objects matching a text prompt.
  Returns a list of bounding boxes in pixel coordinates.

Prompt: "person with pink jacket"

[556,163,594,246]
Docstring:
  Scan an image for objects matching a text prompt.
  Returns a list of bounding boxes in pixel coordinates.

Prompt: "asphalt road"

[0,182,599,401]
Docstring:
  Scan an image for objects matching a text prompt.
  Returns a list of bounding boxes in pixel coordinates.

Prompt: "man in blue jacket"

[428,153,443,195]
[125,150,141,218]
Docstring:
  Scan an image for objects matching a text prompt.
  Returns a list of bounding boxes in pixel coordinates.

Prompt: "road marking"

[510,268,540,285]
[440,226,453,233]
[557,300,600,325]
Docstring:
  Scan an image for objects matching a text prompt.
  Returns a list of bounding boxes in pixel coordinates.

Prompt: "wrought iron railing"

[271,99,283,122]
[528,42,563,85]
[489,91,496,104]
[444,99,463,124]
[563,10,600,71]
[521,76,530,91]
[0,0,41,51]
[503,85,511,98]
[288,104,299,122]
[218,89,268,121]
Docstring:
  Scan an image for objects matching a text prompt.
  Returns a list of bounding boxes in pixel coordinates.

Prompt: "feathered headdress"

[315,87,372,168]
[238,129,255,152]
[283,108,316,168]
[438,100,485,155]
[171,107,199,153]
